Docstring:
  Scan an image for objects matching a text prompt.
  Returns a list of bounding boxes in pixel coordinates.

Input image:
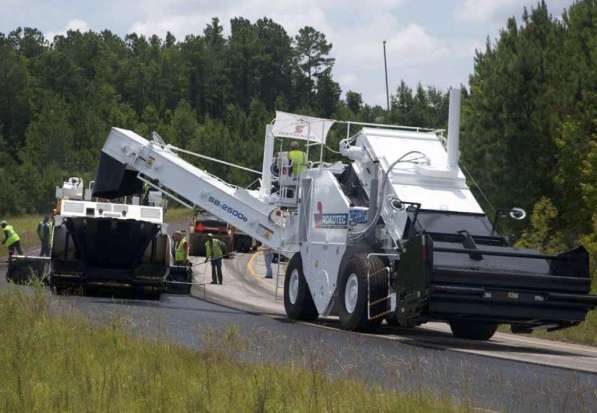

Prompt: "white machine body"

[95,88,479,316]
[58,199,164,225]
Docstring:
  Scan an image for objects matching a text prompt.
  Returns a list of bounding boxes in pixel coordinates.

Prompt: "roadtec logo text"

[208,196,248,222]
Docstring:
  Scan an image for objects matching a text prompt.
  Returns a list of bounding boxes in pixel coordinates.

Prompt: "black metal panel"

[428,300,589,323]
[64,217,159,270]
[397,210,595,327]
[416,210,495,237]
[7,256,49,284]
[92,152,143,198]
[432,267,590,293]
[396,234,433,295]
[550,246,590,277]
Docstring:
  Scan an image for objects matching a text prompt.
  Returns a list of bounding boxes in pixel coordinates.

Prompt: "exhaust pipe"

[447,87,461,170]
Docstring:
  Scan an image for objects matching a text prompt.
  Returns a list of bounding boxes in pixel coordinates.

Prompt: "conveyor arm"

[95,127,284,250]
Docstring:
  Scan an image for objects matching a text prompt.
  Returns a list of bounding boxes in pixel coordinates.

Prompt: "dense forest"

[0,16,448,214]
[0,1,596,267]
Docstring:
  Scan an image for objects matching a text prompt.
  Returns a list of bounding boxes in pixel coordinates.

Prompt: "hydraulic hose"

[348,150,429,242]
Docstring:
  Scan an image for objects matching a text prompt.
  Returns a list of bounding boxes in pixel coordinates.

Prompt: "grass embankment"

[0,287,461,413]
[0,214,44,256]
[523,311,597,346]
[164,207,193,223]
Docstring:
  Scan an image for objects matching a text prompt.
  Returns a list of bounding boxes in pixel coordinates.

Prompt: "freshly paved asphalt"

[2,256,596,412]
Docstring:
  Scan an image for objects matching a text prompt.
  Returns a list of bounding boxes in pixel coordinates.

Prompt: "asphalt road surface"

[1,257,596,413]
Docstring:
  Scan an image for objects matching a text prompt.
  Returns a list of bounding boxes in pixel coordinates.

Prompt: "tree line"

[0,16,447,215]
[461,0,597,264]
[1,1,596,268]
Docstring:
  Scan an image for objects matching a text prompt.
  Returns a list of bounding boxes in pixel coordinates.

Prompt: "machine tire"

[338,254,387,331]
[144,289,162,300]
[284,253,318,321]
[449,320,498,341]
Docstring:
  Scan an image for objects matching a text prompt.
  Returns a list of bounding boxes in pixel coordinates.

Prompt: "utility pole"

[383,40,390,112]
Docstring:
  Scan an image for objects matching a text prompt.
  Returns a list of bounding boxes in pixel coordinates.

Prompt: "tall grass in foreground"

[0,287,461,413]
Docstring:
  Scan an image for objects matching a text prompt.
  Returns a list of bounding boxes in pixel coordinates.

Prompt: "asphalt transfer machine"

[27,87,597,339]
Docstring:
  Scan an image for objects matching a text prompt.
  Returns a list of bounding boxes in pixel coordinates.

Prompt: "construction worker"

[204,233,224,285]
[142,182,150,205]
[287,141,307,176]
[1,220,23,256]
[37,215,51,257]
[262,245,274,279]
[49,215,55,244]
[173,231,189,266]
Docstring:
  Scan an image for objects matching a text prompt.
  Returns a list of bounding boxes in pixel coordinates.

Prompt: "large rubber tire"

[337,254,387,331]
[449,320,498,341]
[284,253,318,321]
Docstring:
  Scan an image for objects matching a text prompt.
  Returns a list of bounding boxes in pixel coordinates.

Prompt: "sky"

[0,0,574,106]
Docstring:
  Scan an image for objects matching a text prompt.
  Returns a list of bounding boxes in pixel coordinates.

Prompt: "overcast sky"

[0,0,574,106]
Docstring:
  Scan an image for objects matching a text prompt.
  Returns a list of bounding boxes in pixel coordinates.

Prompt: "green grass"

[507,309,597,346]
[164,206,194,223]
[0,214,44,256]
[0,287,463,413]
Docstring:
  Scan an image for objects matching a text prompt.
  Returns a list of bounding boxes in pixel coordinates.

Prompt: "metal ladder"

[274,253,284,299]
[366,253,394,321]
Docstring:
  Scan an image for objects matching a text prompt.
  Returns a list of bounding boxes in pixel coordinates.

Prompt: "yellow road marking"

[246,251,272,288]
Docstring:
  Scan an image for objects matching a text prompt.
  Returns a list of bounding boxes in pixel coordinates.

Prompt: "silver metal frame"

[366,253,397,321]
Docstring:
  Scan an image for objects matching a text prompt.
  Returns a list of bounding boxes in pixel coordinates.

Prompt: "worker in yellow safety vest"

[1,220,23,256]
[204,233,224,285]
[287,141,307,176]
[173,231,189,265]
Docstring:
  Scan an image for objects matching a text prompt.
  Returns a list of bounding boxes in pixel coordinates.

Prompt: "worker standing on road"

[37,216,51,257]
[173,231,189,265]
[1,220,23,256]
[204,233,224,285]
[288,141,307,176]
[262,245,274,279]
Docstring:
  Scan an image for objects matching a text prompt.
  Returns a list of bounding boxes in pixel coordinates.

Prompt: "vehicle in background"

[188,209,258,256]
[188,210,233,257]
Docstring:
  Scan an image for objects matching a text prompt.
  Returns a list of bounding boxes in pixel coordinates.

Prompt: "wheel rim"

[289,269,300,305]
[344,273,359,314]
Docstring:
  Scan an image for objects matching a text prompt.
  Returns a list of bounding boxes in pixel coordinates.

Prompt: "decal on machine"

[314,201,348,229]
[208,196,248,223]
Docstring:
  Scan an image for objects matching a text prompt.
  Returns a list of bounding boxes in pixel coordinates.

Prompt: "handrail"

[336,119,443,133]
[167,145,262,175]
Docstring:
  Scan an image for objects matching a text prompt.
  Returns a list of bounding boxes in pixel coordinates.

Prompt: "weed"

[0,286,462,412]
